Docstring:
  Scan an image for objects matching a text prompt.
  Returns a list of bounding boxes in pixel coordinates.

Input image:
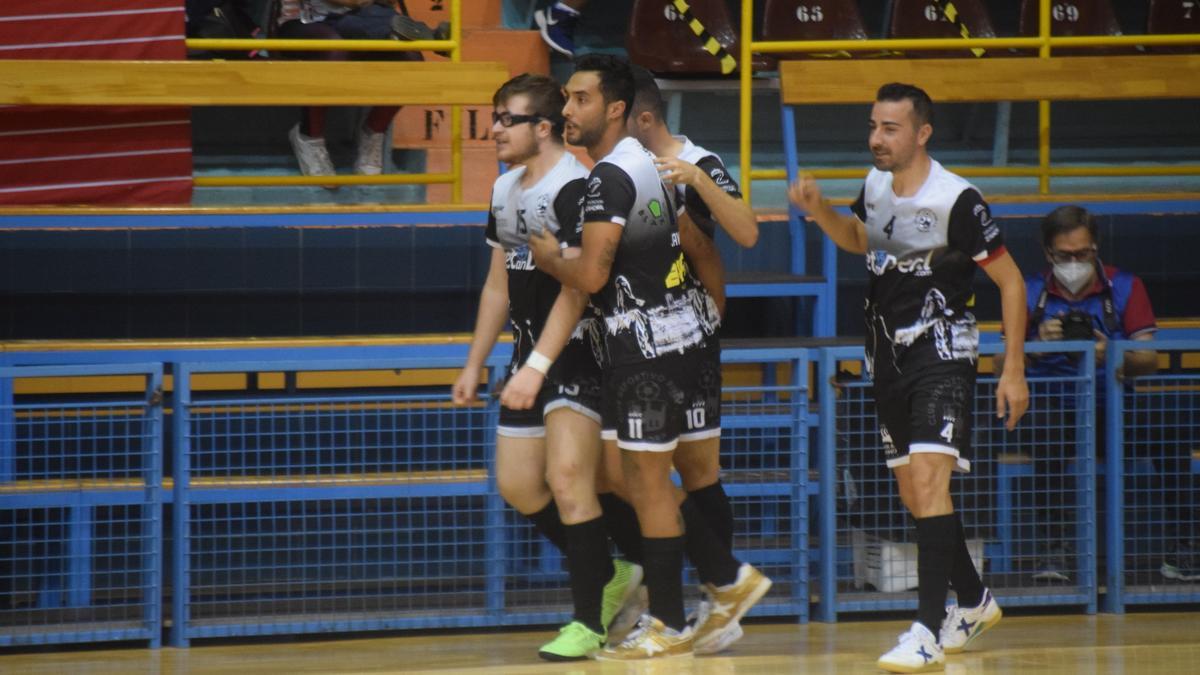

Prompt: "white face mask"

[1053,261,1094,294]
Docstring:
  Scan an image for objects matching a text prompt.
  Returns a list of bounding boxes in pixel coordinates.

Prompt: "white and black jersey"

[486,152,595,378]
[850,160,1006,375]
[581,136,708,367]
[673,136,739,335]
[674,136,742,241]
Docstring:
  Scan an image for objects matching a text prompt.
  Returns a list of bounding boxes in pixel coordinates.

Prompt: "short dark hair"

[630,64,666,122]
[573,53,635,122]
[876,82,934,127]
[1041,205,1099,249]
[492,73,566,139]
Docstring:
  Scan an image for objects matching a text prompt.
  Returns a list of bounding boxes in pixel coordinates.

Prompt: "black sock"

[524,499,566,554]
[564,516,612,634]
[949,513,984,608]
[599,492,644,565]
[688,480,734,552]
[642,535,686,631]
[681,497,741,587]
[915,514,957,638]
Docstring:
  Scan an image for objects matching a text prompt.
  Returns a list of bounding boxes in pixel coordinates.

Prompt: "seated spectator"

[1021,205,1157,378]
[998,205,1170,583]
[277,0,422,177]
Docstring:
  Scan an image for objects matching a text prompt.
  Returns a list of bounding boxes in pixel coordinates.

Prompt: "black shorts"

[872,344,977,473]
[496,346,602,438]
[601,347,721,452]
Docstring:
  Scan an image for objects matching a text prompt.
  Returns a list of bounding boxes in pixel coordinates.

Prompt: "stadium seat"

[888,0,998,58]
[1018,0,1133,55]
[626,0,768,75]
[761,0,873,60]
[1147,0,1200,53]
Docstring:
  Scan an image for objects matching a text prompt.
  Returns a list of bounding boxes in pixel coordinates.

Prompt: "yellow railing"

[188,1,468,199]
[739,0,1200,203]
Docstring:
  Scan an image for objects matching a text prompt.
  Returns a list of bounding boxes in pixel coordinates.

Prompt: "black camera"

[1060,310,1095,340]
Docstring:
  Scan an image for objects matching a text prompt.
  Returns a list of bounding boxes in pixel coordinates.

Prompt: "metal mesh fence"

[818,346,1096,616]
[173,352,807,642]
[1112,342,1200,607]
[0,364,162,647]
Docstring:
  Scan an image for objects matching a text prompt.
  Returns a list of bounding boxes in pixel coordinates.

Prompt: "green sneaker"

[538,620,605,661]
[601,559,644,629]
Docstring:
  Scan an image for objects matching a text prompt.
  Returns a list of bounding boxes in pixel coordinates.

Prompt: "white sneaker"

[877,622,945,673]
[688,588,745,654]
[354,126,387,175]
[288,124,335,176]
[940,588,1002,654]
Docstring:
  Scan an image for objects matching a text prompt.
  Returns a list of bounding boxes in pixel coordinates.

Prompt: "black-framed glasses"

[1048,245,1098,264]
[492,111,544,128]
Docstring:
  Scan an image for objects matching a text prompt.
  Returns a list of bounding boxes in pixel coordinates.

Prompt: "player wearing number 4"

[530,55,771,661]
[452,73,640,662]
[789,83,1029,673]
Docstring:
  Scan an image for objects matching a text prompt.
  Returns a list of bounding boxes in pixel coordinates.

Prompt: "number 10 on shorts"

[686,405,706,430]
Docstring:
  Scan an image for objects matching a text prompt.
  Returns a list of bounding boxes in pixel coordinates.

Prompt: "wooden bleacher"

[778,54,1200,103]
[0,60,509,107]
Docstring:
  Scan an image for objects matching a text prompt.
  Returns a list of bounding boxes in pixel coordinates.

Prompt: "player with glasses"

[493,111,548,128]
[453,73,642,661]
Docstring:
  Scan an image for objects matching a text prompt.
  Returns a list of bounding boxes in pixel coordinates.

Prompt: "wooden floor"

[3,612,1198,674]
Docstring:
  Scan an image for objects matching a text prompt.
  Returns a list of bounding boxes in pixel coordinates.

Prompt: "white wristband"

[524,350,553,376]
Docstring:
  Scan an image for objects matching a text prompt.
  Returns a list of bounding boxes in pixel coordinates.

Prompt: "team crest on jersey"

[915,208,937,232]
[710,167,731,188]
[535,193,550,218]
[638,198,668,226]
[587,176,603,198]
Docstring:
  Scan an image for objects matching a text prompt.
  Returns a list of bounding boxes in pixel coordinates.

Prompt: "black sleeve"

[947,188,1004,264]
[849,186,866,222]
[696,155,741,199]
[485,205,500,248]
[683,155,742,241]
[583,162,637,226]
[553,177,587,247]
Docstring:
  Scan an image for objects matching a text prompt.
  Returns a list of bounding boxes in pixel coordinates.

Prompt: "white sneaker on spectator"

[354,126,387,175]
[288,124,335,177]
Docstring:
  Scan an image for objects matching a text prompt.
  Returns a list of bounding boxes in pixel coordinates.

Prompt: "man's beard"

[571,121,605,150]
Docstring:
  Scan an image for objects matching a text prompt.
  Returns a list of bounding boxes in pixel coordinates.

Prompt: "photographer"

[997,205,1168,582]
[1015,205,1157,377]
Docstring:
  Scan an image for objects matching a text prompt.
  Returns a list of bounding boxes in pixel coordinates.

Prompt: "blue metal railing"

[0,362,163,648]
[1,339,1196,647]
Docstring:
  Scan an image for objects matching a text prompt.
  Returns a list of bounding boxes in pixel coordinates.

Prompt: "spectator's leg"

[275,20,347,177]
[348,43,419,174]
